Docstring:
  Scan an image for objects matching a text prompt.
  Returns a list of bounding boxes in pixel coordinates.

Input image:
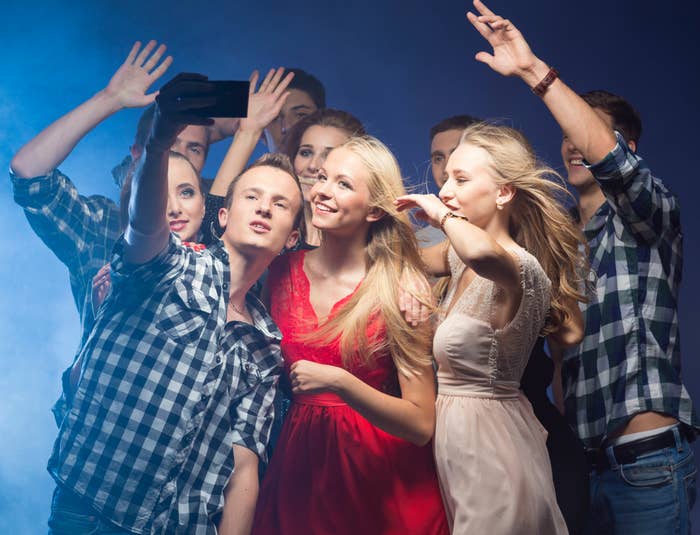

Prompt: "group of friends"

[11,2,698,534]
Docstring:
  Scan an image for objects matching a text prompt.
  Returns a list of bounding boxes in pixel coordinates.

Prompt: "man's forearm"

[10,90,122,178]
[124,144,170,263]
[218,445,259,535]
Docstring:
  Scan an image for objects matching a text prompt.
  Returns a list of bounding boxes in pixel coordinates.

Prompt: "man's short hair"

[580,90,642,146]
[430,114,480,142]
[287,68,326,109]
[223,153,304,230]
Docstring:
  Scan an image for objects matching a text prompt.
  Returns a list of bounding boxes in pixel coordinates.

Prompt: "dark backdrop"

[1,1,698,531]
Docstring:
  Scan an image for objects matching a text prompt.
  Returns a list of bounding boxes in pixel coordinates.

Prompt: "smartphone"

[191,80,249,118]
[158,79,250,118]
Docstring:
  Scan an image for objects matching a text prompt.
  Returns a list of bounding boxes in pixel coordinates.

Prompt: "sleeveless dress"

[253,250,449,535]
[433,245,568,535]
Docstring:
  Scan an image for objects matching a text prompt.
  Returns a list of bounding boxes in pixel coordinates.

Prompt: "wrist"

[93,88,124,115]
[235,126,263,142]
[331,368,350,395]
[520,59,551,89]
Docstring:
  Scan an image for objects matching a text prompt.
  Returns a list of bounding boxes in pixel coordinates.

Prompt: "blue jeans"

[586,426,697,534]
[48,485,131,535]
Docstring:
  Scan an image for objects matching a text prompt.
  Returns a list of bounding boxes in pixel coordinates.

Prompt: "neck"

[484,212,519,249]
[315,227,368,275]
[576,184,606,227]
[222,240,274,307]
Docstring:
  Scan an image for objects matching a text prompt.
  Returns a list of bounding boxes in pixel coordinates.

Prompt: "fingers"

[268,67,285,93]
[143,43,167,72]
[273,71,295,97]
[467,11,493,40]
[248,70,260,93]
[134,40,158,67]
[473,0,496,17]
[149,55,173,81]
[258,68,276,93]
[475,51,495,67]
[125,41,141,65]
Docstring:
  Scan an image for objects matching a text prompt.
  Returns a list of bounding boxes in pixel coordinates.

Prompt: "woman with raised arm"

[396,122,587,534]
[252,136,448,535]
[280,108,366,246]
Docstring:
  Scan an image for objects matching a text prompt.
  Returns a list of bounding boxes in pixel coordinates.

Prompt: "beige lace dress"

[433,246,568,535]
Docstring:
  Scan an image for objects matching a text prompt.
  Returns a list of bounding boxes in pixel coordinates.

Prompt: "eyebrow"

[431,150,446,157]
[241,187,293,202]
[290,104,314,112]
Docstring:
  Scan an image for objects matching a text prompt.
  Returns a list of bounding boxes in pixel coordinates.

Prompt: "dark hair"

[134,105,156,148]
[223,153,304,230]
[430,114,480,142]
[580,90,642,145]
[119,151,202,229]
[280,108,366,162]
[287,68,326,109]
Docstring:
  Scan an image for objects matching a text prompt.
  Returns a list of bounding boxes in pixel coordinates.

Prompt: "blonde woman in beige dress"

[395,122,587,534]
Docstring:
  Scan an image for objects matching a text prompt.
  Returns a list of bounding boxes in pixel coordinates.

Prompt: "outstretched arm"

[11,41,172,178]
[124,74,214,264]
[466,0,616,163]
[209,68,294,196]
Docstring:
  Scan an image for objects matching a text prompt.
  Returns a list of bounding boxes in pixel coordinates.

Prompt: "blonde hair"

[459,122,589,335]
[305,136,432,376]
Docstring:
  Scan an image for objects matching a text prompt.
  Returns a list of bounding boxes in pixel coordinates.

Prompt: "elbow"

[9,154,39,179]
[408,417,436,447]
[553,324,584,348]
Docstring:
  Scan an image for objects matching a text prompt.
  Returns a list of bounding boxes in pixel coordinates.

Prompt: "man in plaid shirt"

[44,73,303,534]
[10,41,210,424]
[466,1,698,532]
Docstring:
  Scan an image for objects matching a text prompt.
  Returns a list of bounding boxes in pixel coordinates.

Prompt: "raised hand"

[394,194,450,228]
[239,68,294,133]
[104,40,173,109]
[466,0,540,79]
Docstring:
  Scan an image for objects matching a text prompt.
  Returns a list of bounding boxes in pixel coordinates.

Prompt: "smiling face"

[294,125,350,201]
[430,128,464,188]
[166,157,206,242]
[439,143,505,229]
[309,146,377,237]
[266,89,318,149]
[219,166,302,257]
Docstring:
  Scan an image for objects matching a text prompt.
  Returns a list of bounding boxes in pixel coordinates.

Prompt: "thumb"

[475,51,495,67]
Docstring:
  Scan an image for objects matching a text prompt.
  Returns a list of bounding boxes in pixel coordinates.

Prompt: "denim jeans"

[48,485,131,535]
[586,426,697,534]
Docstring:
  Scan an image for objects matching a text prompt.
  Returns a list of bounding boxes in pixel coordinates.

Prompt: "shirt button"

[222,282,229,291]
[215,355,222,364]
[201,394,209,403]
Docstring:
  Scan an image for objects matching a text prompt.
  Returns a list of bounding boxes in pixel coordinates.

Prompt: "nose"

[256,196,272,218]
[167,193,182,217]
[438,181,453,203]
[307,154,323,175]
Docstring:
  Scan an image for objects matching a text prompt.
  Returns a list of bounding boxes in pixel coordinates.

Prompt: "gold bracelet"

[439,211,469,233]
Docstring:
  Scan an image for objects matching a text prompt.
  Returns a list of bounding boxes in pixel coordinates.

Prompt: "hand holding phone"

[156,73,249,119]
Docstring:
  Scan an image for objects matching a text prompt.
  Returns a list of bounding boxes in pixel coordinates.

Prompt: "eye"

[432,155,444,164]
[189,146,202,155]
[245,193,258,200]
[180,187,196,198]
[339,180,352,190]
[317,173,327,182]
[274,201,289,209]
[298,148,313,158]
[296,112,309,120]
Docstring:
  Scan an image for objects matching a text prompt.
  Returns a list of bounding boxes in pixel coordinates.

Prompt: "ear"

[627,139,637,153]
[130,144,144,161]
[366,206,386,223]
[285,229,300,250]
[218,207,229,229]
[496,183,516,208]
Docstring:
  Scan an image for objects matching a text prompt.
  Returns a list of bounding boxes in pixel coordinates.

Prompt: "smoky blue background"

[2,0,699,531]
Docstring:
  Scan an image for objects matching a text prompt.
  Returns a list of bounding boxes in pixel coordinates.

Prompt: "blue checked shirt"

[562,132,699,448]
[49,234,282,534]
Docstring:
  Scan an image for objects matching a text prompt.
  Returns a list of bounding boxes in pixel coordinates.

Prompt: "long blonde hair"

[305,136,432,376]
[460,123,589,335]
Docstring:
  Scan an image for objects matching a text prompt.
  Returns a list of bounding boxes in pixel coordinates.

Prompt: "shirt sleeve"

[586,132,681,244]
[11,169,121,275]
[109,232,187,293]
[229,339,283,462]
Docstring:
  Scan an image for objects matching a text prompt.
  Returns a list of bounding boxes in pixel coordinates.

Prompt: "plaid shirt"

[562,133,699,448]
[49,234,282,534]
[11,169,121,346]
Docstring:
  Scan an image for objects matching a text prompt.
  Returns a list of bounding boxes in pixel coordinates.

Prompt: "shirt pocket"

[156,279,214,345]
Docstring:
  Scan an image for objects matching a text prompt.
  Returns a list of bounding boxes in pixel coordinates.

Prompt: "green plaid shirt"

[562,133,699,448]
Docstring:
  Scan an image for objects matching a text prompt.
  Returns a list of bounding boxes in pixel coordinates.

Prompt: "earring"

[496,202,504,210]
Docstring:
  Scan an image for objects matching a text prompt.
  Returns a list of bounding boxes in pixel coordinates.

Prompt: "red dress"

[253,250,449,535]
